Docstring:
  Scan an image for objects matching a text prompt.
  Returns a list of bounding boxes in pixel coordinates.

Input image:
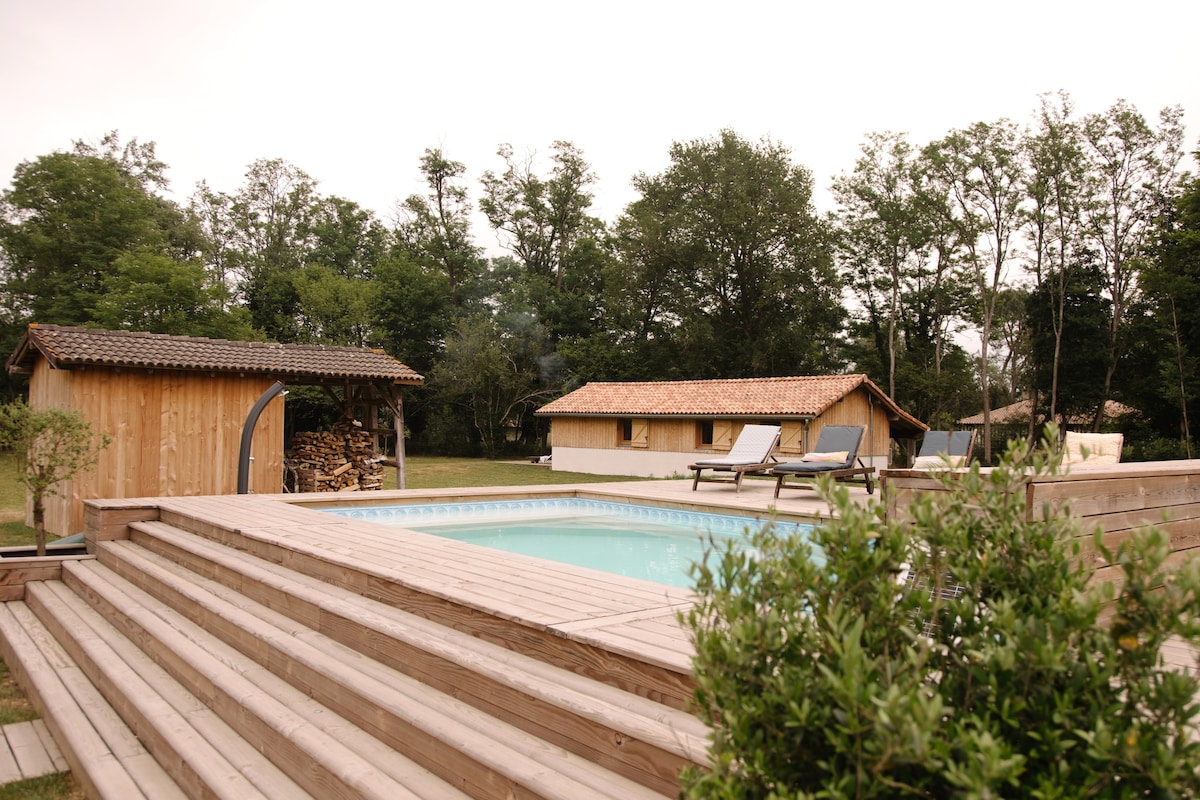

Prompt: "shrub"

[684,435,1200,798]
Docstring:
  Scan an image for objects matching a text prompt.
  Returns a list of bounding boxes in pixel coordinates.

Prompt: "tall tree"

[615,129,844,377]
[923,120,1026,461]
[1081,100,1186,426]
[0,133,205,328]
[396,149,486,308]
[1022,92,1093,424]
[191,159,321,342]
[834,132,940,400]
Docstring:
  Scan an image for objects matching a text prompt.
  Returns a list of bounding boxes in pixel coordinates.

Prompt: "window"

[618,418,633,444]
[697,420,714,447]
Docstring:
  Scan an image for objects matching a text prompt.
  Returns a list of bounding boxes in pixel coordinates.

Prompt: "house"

[534,375,927,478]
[958,399,1137,429]
[5,324,423,536]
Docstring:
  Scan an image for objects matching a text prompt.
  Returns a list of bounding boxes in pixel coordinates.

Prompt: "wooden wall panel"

[26,365,285,536]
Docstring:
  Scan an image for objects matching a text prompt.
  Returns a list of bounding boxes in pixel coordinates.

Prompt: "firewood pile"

[289,419,385,492]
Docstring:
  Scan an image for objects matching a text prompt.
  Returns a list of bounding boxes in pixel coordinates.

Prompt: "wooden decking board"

[94,538,681,798]
[60,560,467,800]
[116,523,708,790]
[0,601,186,800]
[26,579,306,800]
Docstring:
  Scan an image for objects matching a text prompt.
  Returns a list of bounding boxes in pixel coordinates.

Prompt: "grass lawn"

[0,450,646,795]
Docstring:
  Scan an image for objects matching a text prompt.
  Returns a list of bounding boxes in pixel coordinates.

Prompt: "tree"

[428,312,560,458]
[480,141,601,296]
[0,399,110,556]
[1023,92,1094,424]
[0,133,206,328]
[923,121,1026,461]
[191,158,322,342]
[615,130,844,377]
[91,248,256,339]
[684,433,1200,797]
[1082,101,1186,426]
[396,148,487,309]
[834,132,930,399]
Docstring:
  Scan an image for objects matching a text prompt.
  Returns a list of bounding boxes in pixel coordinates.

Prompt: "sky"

[2,0,1198,253]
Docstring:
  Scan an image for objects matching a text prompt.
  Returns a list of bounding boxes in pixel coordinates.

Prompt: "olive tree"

[685,432,1200,797]
[0,399,110,555]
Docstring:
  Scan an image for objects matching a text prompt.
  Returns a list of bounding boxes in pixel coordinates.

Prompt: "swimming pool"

[321,498,815,588]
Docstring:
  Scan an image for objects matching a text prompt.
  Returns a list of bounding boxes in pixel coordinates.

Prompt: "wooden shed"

[535,375,926,478]
[5,324,423,536]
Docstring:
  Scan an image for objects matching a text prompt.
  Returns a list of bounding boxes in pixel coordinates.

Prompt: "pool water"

[321,498,814,588]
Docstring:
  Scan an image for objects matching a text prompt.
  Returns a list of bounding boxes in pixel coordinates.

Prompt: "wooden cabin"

[535,375,926,478]
[5,324,423,536]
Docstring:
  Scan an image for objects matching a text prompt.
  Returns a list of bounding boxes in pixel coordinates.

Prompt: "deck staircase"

[0,507,709,799]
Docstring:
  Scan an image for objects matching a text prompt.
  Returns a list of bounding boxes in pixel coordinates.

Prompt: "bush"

[684,436,1200,798]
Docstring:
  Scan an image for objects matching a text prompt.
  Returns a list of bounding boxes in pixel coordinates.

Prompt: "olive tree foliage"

[0,399,110,555]
[1081,101,1187,419]
[685,432,1200,798]
[613,130,845,378]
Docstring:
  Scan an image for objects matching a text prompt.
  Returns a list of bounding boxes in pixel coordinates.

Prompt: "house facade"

[6,324,423,536]
[535,375,926,478]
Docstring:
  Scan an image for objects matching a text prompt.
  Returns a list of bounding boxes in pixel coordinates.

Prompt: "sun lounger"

[911,430,976,469]
[689,424,781,492]
[770,425,875,496]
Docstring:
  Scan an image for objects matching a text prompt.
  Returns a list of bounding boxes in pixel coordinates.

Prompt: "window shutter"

[713,420,733,451]
[780,422,805,453]
[631,418,649,448]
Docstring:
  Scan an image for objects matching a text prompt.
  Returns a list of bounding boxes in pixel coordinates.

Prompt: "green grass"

[397,456,647,490]
[0,774,83,800]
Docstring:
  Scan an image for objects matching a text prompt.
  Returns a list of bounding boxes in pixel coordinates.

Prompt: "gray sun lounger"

[770,425,875,496]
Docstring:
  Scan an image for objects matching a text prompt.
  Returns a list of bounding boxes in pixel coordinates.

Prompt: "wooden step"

[0,600,189,800]
[63,555,664,799]
[22,579,314,800]
[153,503,695,709]
[120,520,708,795]
[50,562,473,800]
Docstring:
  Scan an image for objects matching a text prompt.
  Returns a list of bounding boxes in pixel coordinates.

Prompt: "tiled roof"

[958,399,1137,426]
[537,374,920,423]
[6,324,424,384]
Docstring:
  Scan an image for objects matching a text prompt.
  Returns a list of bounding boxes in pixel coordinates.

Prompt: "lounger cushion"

[912,454,966,469]
[772,460,847,474]
[801,451,848,463]
[1064,432,1123,464]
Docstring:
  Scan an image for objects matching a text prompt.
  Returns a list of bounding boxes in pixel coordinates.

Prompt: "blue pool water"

[321,498,815,588]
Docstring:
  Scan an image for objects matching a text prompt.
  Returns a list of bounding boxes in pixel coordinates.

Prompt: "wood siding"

[882,461,1200,590]
[28,363,284,536]
[548,386,898,459]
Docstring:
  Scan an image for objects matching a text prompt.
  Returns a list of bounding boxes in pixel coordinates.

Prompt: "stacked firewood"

[290,420,384,492]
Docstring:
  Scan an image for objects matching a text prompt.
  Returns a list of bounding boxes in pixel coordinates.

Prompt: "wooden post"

[393,386,406,490]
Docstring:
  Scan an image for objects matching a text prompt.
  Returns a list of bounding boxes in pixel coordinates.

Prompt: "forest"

[1,92,1197,462]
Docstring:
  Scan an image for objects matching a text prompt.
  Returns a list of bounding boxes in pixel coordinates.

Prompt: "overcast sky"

[3,0,1198,252]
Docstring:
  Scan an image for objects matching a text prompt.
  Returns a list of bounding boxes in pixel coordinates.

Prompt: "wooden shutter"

[713,420,733,451]
[631,418,649,448]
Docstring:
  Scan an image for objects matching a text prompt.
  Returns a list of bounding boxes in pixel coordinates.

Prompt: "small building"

[535,375,926,478]
[959,399,1138,458]
[6,324,423,536]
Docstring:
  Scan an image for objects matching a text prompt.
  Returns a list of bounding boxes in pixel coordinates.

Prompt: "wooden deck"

[2,469,1198,796]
